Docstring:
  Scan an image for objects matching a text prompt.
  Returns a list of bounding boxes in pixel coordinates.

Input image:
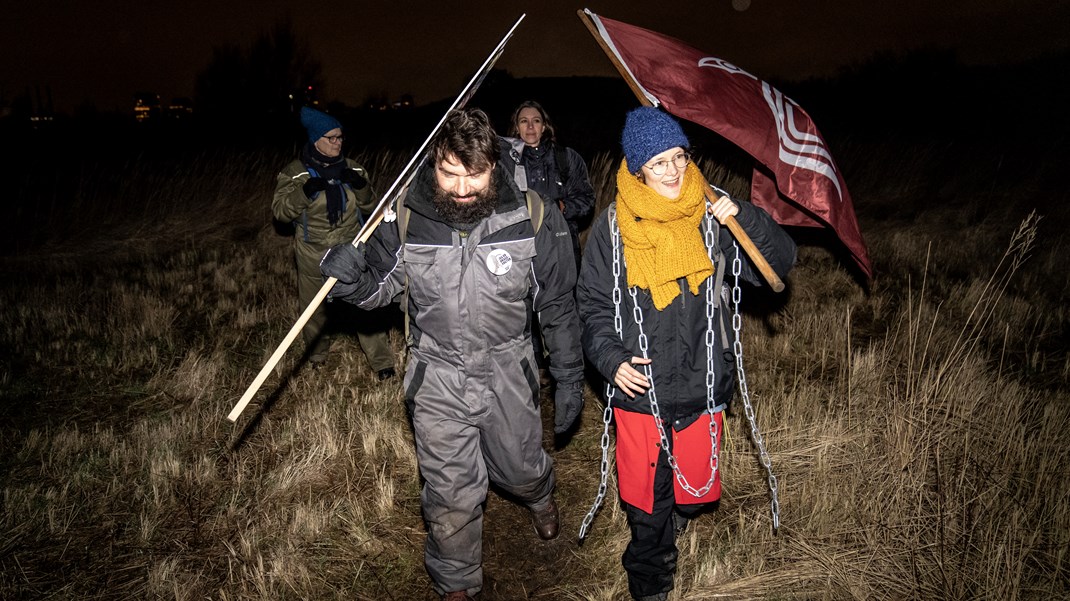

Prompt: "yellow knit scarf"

[616,159,713,310]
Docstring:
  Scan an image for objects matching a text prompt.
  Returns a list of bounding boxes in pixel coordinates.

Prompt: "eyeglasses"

[644,152,690,176]
[322,134,344,143]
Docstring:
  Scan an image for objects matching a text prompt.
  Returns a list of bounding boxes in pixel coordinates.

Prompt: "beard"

[431,174,500,228]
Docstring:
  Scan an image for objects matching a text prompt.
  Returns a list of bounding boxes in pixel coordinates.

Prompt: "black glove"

[302,176,329,199]
[340,169,368,190]
[320,242,367,299]
[554,380,584,434]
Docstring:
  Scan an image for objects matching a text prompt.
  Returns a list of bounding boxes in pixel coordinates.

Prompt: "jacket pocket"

[402,244,442,306]
[488,243,536,302]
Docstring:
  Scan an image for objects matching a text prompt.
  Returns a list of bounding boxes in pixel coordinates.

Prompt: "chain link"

[578,403,614,540]
[730,243,781,530]
[627,286,721,497]
[579,205,623,541]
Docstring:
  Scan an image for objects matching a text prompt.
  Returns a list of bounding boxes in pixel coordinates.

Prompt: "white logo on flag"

[697,57,756,81]
[698,57,843,202]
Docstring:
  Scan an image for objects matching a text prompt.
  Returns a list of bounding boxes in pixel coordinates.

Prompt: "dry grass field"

[2,129,1068,600]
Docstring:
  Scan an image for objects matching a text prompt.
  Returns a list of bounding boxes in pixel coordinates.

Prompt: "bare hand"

[707,196,739,225]
[614,357,652,398]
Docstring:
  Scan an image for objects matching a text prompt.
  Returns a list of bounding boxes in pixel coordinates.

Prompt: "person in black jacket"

[501,100,596,381]
[321,108,585,601]
[577,107,796,601]
[502,100,595,270]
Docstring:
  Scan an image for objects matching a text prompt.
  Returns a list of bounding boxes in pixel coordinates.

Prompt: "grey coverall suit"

[330,162,584,595]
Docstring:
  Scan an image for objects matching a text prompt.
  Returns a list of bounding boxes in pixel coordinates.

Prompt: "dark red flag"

[586,10,872,279]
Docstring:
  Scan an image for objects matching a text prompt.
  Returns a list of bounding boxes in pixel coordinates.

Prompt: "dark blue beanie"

[300,106,342,143]
[621,107,690,172]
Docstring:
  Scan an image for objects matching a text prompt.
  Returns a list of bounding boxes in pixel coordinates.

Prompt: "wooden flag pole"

[705,190,785,292]
[578,9,785,293]
[224,209,390,423]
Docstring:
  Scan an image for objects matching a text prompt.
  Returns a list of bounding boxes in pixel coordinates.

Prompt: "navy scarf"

[301,143,347,226]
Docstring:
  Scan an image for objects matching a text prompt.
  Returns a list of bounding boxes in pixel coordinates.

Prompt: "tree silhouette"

[194,20,323,136]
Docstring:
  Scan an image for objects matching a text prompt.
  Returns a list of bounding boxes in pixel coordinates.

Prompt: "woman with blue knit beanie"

[271,106,396,378]
[577,107,796,601]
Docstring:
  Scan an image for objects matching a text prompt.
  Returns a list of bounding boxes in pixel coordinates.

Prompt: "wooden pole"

[227,276,336,422]
[578,9,785,293]
[704,189,785,293]
[226,203,392,422]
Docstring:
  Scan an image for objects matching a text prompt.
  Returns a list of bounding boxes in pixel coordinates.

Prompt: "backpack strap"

[525,190,544,233]
[397,196,415,347]
[712,236,730,352]
[503,137,529,192]
[299,210,310,242]
[704,195,731,352]
[398,196,411,247]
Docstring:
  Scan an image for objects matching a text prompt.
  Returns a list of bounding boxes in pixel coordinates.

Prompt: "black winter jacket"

[500,137,595,236]
[577,198,796,428]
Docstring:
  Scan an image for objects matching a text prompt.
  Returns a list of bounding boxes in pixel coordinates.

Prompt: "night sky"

[3,0,1069,114]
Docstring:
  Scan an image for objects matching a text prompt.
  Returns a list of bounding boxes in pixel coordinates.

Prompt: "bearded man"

[320,108,584,601]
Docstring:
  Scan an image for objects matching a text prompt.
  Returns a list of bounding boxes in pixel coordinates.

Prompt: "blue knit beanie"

[621,107,690,172]
[300,106,342,143]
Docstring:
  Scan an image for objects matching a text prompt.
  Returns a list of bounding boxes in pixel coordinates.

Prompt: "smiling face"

[314,127,343,157]
[434,153,492,204]
[432,152,499,225]
[515,107,546,146]
[640,146,687,199]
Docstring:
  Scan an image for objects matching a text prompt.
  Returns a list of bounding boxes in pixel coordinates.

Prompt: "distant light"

[732,0,750,11]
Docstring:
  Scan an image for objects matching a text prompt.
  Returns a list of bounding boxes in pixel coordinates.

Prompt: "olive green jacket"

[272,158,377,249]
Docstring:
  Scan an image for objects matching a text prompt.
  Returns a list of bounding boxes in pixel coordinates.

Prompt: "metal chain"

[730,243,781,530]
[588,206,719,513]
[578,403,613,541]
[703,211,721,492]
[580,203,783,537]
[704,213,718,410]
[578,206,624,541]
[628,283,720,498]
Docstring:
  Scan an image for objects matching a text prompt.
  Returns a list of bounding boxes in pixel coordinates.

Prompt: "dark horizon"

[3,1,1069,117]
[5,49,1066,159]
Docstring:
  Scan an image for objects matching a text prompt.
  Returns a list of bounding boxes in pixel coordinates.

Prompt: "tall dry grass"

[1,137,1067,600]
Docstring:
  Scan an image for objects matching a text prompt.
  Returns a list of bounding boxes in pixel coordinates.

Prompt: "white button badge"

[486,248,513,276]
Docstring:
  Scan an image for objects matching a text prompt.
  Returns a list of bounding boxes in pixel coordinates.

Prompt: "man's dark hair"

[430,108,499,174]
[508,100,556,143]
